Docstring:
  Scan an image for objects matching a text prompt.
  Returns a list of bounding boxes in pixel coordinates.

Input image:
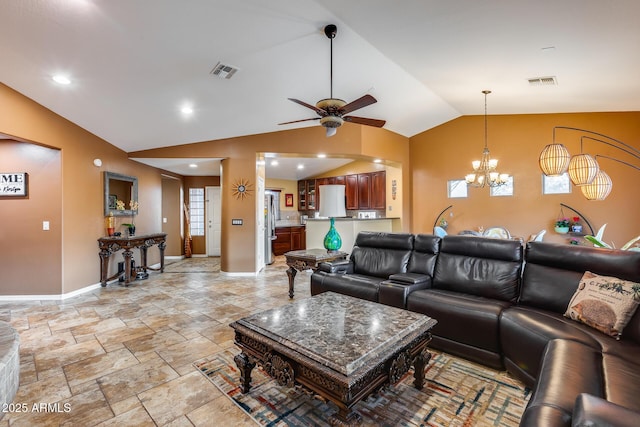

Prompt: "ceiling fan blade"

[339,94,377,115]
[343,116,386,127]
[278,117,321,125]
[287,98,325,116]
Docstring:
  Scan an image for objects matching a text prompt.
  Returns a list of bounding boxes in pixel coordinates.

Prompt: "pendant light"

[465,90,509,188]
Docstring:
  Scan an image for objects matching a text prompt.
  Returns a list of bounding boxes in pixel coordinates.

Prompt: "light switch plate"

[231,219,243,225]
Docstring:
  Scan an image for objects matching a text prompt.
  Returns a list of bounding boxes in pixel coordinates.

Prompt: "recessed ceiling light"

[374,159,382,163]
[297,164,304,170]
[52,75,71,85]
[270,160,279,166]
[189,164,198,168]
[317,154,327,158]
[181,106,194,115]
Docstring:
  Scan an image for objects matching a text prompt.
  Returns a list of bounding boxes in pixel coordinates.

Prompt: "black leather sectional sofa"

[310,231,640,426]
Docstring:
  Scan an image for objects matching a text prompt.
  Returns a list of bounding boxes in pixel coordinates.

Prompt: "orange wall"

[0,141,62,294]
[161,175,184,257]
[410,112,640,246]
[132,123,412,272]
[0,83,165,295]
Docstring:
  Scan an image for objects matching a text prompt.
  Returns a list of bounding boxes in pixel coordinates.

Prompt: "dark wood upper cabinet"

[357,173,371,209]
[345,174,359,210]
[334,175,345,186]
[371,171,386,210]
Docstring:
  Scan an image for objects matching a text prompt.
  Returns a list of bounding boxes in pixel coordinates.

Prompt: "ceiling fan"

[279,24,386,137]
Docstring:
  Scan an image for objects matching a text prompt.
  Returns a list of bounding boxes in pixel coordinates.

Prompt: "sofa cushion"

[407,288,511,369]
[432,235,523,302]
[573,393,640,427]
[500,306,602,386]
[350,232,414,279]
[407,234,441,276]
[310,273,381,301]
[520,242,640,314]
[520,339,604,427]
[564,271,640,339]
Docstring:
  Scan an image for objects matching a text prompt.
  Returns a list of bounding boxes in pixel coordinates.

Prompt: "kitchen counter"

[305,217,401,254]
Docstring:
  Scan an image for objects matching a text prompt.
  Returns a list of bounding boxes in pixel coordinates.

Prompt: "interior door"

[206,186,221,256]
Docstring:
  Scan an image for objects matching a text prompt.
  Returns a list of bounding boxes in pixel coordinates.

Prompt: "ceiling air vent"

[528,76,557,86]
[210,62,239,79]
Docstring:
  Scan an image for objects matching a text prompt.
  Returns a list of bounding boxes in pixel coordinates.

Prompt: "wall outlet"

[43,221,50,230]
[163,217,167,223]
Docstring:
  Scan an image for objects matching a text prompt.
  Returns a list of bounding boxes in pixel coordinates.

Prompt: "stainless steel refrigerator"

[264,194,276,264]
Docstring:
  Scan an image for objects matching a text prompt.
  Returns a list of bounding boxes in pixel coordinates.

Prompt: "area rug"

[164,257,220,273]
[194,349,530,427]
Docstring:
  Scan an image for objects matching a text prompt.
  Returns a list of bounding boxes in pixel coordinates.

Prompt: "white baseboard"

[0,263,169,301]
[220,271,258,277]
[0,282,104,301]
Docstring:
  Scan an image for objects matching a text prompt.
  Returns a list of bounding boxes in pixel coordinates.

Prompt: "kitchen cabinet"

[300,172,385,213]
[357,173,371,209]
[273,226,306,256]
[371,171,386,210]
[345,174,359,210]
[297,180,306,210]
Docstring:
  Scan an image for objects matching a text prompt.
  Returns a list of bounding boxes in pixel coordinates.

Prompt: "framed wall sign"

[0,172,28,197]
[285,193,294,207]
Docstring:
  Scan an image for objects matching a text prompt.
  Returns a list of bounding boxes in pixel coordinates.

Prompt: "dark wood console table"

[98,233,167,286]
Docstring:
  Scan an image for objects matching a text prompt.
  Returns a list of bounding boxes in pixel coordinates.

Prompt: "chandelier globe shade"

[568,154,599,185]
[539,143,570,176]
[580,170,612,200]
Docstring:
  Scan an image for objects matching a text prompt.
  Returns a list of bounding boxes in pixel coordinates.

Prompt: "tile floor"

[0,256,310,426]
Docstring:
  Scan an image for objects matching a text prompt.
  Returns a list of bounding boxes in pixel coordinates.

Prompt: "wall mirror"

[104,171,138,216]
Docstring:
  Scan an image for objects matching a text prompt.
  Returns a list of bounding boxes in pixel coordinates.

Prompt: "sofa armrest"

[379,277,432,309]
[573,393,640,427]
[388,273,431,285]
[317,259,353,274]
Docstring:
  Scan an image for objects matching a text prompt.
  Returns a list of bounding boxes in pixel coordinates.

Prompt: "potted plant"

[117,199,138,236]
[554,218,570,234]
[571,216,583,233]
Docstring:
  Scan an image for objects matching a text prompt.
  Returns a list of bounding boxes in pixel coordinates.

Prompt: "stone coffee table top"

[234,292,437,376]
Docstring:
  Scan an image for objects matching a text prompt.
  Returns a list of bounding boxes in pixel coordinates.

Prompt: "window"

[448,180,468,198]
[189,188,205,236]
[490,176,514,197]
[542,172,571,194]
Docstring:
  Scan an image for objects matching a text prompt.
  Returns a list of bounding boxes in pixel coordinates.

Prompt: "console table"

[98,233,167,286]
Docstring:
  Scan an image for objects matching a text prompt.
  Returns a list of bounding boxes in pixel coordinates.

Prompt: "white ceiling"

[2,0,639,179]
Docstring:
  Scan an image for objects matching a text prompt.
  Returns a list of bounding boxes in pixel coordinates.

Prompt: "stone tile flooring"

[0,256,311,426]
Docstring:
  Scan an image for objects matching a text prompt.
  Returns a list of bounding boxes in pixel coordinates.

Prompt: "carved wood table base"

[230,292,437,425]
[284,249,347,298]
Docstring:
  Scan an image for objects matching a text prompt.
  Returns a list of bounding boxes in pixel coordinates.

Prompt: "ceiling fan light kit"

[279,24,385,137]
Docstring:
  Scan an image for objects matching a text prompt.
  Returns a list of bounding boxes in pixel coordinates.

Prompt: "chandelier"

[465,90,509,188]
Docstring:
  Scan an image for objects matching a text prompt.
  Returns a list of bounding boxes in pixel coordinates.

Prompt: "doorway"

[206,186,221,256]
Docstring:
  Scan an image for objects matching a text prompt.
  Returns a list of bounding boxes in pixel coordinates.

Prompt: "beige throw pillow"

[564,271,640,339]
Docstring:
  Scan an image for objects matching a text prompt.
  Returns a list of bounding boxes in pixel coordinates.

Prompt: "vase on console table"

[123,224,136,237]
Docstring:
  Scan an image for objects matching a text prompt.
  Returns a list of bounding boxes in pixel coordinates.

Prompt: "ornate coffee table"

[230,292,437,425]
[284,249,347,298]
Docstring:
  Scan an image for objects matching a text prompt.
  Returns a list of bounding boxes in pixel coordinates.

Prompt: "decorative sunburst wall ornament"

[232,178,252,200]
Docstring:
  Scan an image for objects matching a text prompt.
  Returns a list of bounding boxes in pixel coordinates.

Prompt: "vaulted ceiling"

[1,1,639,163]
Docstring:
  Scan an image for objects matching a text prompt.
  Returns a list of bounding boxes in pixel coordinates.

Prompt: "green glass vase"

[323,217,342,252]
